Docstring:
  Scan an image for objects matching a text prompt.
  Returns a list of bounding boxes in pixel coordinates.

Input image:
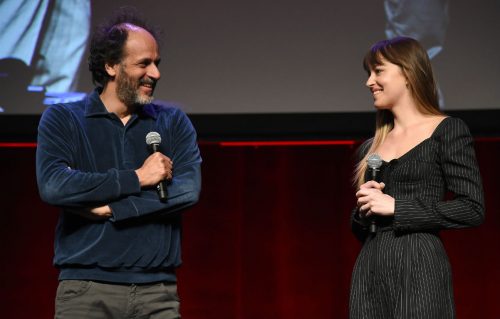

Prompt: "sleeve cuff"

[117,169,141,196]
[108,198,139,222]
[351,207,370,228]
[393,199,431,232]
[393,199,408,231]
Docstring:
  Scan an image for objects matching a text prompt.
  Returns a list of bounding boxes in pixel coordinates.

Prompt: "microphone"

[145,131,168,202]
[366,154,383,234]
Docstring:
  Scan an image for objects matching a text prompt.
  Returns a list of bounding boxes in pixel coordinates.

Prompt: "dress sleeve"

[36,106,140,207]
[351,139,373,242]
[393,118,485,232]
[108,109,202,222]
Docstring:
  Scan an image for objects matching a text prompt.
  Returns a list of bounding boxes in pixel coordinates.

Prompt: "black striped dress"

[349,117,484,319]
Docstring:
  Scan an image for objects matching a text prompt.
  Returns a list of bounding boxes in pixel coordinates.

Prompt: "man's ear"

[105,63,118,78]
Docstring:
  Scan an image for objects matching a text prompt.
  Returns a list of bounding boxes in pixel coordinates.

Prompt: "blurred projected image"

[384,0,449,108]
[0,0,90,114]
[0,0,498,115]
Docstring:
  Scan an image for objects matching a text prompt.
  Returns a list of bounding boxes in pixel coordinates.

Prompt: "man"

[36,9,201,319]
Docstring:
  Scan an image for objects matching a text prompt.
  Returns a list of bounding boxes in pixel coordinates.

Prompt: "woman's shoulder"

[432,116,470,138]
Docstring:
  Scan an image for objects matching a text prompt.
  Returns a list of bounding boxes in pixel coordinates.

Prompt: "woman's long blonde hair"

[354,37,443,188]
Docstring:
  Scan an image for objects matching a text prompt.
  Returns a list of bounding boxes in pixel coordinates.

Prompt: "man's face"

[115,64,155,106]
[115,27,161,106]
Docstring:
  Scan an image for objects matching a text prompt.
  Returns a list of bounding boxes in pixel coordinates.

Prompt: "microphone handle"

[369,219,377,234]
[157,182,168,202]
[369,168,378,234]
[151,143,168,202]
[151,143,160,153]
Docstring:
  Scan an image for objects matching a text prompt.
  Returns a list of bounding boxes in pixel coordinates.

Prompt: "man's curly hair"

[88,7,160,87]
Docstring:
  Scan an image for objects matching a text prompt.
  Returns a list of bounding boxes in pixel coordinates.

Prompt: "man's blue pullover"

[36,89,202,283]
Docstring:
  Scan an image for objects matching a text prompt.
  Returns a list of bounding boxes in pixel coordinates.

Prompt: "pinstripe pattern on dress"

[349,117,484,319]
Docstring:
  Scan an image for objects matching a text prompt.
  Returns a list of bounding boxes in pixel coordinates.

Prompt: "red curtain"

[1,139,498,318]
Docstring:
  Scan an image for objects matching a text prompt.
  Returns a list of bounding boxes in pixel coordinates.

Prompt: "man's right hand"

[66,205,112,220]
[135,152,173,187]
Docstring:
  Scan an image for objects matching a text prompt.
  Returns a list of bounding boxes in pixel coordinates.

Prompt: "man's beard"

[116,67,155,106]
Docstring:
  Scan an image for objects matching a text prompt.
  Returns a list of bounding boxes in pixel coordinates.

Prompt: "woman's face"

[365,57,408,110]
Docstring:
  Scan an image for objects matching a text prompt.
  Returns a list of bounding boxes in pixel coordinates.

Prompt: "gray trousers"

[55,280,180,319]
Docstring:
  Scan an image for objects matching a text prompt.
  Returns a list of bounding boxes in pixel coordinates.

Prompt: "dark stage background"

[2,1,499,318]
[1,137,499,318]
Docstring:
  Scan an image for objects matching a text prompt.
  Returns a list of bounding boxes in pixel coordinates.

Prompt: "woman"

[350,37,484,318]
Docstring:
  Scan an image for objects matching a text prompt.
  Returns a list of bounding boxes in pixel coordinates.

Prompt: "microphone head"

[367,153,383,170]
[146,131,161,145]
